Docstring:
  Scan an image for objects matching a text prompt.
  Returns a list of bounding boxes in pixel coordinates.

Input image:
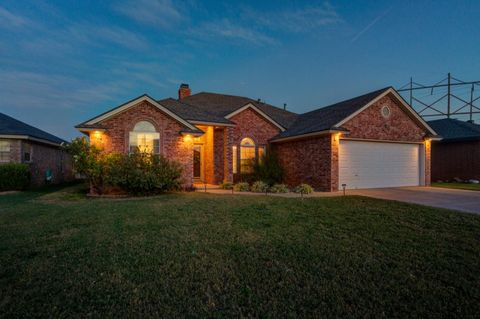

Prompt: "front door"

[193,144,204,181]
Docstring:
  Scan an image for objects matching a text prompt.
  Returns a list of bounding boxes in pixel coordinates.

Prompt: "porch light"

[183,134,193,143]
[91,130,103,143]
[334,133,342,142]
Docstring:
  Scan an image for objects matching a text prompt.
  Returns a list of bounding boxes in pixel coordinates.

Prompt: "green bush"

[251,181,269,193]
[219,181,234,190]
[66,138,183,195]
[0,163,30,191]
[269,183,289,193]
[233,182,250,192]
[253,151,284,185]
[105,152,183,195]
[294,183,314,195]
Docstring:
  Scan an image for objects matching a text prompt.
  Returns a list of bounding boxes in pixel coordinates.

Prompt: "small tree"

[65,137,107,193]
[253,151,284,186]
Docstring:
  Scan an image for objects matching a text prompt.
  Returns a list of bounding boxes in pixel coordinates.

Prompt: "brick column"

[223,127,233,182]
[424,140,431,186]
[330,134,340,191]
[213,128,225,183]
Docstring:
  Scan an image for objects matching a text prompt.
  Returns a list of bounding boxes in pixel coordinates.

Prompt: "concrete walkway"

[196,186,480,214]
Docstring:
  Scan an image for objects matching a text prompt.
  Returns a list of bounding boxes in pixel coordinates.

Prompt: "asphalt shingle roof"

[75,87,415,141]
[274,87,391,139]
[0,112,66,145]
[180,92,299,129]
[158,98,233,125]
[427,118,480,141]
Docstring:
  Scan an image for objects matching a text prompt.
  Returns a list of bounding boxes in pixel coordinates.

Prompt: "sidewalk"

[194,187,343,198]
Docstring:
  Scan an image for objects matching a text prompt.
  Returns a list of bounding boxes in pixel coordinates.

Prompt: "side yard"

[0,185,479,318]
[432,182,480,191]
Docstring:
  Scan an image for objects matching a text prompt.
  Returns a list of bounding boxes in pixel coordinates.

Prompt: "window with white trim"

[240,137,255,173]
[0,141,11,162]
[129,121,160,154]
[381,105,391,118]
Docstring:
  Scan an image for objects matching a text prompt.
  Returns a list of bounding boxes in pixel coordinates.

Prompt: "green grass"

[1,185,479,318]
[432,182,480,191]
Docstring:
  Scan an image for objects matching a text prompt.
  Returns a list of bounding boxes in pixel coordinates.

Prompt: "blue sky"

[1,0,479,139]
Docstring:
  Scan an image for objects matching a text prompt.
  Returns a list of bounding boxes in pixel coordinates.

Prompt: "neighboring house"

[75,84,439,191]
[427,118,480,181]
[0,112,73,186]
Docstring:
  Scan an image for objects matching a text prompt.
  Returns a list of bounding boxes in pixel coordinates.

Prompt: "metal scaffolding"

[398,73,480,122]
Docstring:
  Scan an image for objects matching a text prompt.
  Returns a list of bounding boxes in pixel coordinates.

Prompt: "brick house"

[427,118,480,181]
[0,112,73,186]
[75,85,439,191]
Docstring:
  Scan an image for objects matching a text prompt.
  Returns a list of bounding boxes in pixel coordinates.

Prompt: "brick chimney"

[178,83,191,100]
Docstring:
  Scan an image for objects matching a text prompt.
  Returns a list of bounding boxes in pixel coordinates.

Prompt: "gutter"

[270,128,348,143]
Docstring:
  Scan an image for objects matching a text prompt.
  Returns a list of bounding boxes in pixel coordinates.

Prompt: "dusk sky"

[1,0,479,140]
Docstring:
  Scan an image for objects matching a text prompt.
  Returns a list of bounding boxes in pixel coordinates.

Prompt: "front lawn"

[432,182,480,191]
[0,185,479,318]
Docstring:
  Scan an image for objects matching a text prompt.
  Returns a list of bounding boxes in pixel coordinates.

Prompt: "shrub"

[234,182,250,192]
[253,151,284,185]
[220,181,234,190]
[294,183,314,195]
[0,163,30,191]
[105,152,183,195]
[235,173,255,184]
[269,183,289,193]
[251,181,269,193]
[66,138,183,195]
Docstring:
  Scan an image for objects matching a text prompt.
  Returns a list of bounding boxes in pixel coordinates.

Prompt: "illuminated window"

[129,121,160,154]
[232,145,237,174]
[0,141,10,162]
[258,146,266,164]
[240,137,255,173]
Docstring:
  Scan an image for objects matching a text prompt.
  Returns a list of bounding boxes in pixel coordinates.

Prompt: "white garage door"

[339,140,422,189]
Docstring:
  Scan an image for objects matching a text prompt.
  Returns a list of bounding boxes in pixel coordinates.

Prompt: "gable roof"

[76,94,202,134]
[0,112,66,146]
[272,87,438,141]
[181,92,298,129]
[427,118,480,142]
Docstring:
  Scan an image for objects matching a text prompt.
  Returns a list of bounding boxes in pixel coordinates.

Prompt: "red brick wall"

[23,141,73,186]
[0,138,73,187]
[424,141,431,186]
[342,94,426,142]
[229,107,281,178]
[431,140,480,181]
[223,127,233,182]
[273,135,337,191]
[230,108,280,146]
[90,100,194,186]
[213,128,225,183]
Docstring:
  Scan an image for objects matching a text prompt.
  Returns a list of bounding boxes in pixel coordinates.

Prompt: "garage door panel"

[339,140,420,189]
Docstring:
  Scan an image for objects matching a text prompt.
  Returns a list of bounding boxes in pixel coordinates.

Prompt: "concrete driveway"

[347,186,480,214]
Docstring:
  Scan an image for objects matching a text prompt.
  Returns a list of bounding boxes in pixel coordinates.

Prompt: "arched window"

[129,121,160,154]
[240,137,255,173]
